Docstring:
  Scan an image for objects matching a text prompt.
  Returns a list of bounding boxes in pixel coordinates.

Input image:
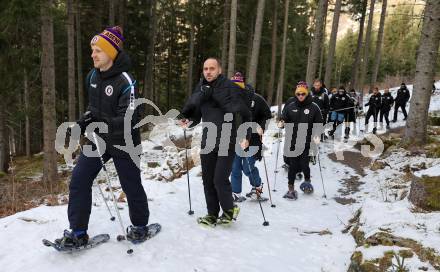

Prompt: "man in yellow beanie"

[53,26,158,249]
[278,81,323,200]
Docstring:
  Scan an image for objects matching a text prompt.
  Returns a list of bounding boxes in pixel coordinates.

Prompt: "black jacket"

[281,95,323,153]
[284,97,297,110]
[381,93,394,111]
[365,93,382,111]
[329,92,350,112]
[247,87,271,160]
[82,51,140,158]
[395,87,410,105]
[181,74,251,151]
[311,87,330,115]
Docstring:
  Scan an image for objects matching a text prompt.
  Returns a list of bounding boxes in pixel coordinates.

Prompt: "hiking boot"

[217,206,240,226]
[55,230,89,248]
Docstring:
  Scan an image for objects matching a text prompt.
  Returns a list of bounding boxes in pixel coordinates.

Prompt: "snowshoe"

[54,230,89,248]
[245,187,268,202]
[197,215,217,227]
[283,189,298,200]
[125,223,161,244]
[300,180,314,194]
[43,230,109,253]
[245,187,260,198]
[233,193,247,203]
[217,206,240,226]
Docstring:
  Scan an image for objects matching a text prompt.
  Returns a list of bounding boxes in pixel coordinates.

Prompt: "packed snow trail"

[1,85,439,271]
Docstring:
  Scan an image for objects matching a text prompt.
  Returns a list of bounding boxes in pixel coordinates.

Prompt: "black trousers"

[393,103,408,121]
[365,108,379,125]
[287,149,310,185]
[380,109,391,126]
[68,152,149,231]
[200,150,235,217]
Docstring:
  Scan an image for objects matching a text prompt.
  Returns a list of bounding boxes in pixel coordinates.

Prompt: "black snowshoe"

[124,223,162,244]
[300,180,314,194]
[43,230,109,252]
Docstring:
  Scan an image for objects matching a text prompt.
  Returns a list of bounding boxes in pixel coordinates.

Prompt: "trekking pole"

[245,157,269,226]
[91,133,133,255]
[316,145,327,199]
[260,136,275,208]
[183,129,194,215]
[273,127,282,192]
[333,106,357,112]
[78,143,115,221]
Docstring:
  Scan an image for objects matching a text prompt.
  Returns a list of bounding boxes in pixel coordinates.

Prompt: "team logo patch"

[304,109,310,115]
[105,85,113,96]
[91,35,99,45]
[251,101,255,108]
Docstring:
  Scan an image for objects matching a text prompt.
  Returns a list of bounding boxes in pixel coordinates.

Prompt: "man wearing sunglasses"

[278,82,323,200]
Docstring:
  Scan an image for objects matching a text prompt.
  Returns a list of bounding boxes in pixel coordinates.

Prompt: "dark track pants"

[287,150,310,185]
[380,109,391,126]
[200,150,235,217]
[393,103,408,121]
[365,108,379,124]
[68,152,149,231]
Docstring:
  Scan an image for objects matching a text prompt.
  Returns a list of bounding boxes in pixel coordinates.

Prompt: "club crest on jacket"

[105,85,113,96]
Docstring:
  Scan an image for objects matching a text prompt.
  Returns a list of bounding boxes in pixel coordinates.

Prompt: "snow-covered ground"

[1,83,440,272]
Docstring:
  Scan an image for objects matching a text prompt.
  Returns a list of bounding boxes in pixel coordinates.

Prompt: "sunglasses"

[296,93,307,97]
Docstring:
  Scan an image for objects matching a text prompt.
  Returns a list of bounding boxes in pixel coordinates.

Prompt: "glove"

[77,111,94,134]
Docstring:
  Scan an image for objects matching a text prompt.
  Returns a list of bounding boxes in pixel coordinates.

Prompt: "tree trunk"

[266,0,278,106]
[318,2,328,80]
[109,0,115,25]
[247,0,266,87]
[246,13,255,76]
[41,0,59,187]
[306,0,328,87]
[67,0,76,122]
[143,0,157,110]
[370,0,387,90]
[350,0,368,91]
[24,69,30,158]
[76,0,84,117]
[358,0,376,92]
[276,0,289,117]
[221,0,231,72]
[0,105,7,172]
[404,0,440,144]
[187,0,195,98]
[227,0,238,78]
[118,0,126,29]
[324,0,342,87]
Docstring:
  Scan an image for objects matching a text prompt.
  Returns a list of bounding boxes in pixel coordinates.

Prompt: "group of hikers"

[52,26,412,249]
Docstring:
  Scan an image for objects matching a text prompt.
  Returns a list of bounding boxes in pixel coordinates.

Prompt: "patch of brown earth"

[328,151,372,176]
